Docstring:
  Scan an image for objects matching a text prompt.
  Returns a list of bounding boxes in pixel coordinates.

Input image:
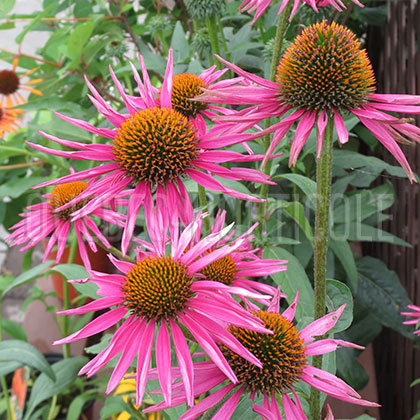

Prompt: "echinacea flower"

[0,58,43,108]
[186,209,288,303]
[6,179,125,270]
[54,209,274,408]
[401,304,420,336]
[325,404,334,420]
[200,21,420,181]
[145,288,379,419]
[0,106,23,137]
[27,49,275,255]
[239,0,363,25]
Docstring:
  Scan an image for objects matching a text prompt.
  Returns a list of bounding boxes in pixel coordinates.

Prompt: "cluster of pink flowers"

[10,2,420,416]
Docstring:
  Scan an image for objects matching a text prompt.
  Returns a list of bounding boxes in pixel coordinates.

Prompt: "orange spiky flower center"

[121,255,194,320]
[49,181,89,220]
[276,20,375,112]
[220,310,307,394]
[201,254,237,285]
[113,107,199,185]
[0,70,20,96]
[170,73,209,118]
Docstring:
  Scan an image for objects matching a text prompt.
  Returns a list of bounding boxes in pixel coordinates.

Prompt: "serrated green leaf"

[355,257,414,339]
[2,261,53,297]
[0,340,55,381]
[326,279,353,333]
[263,247,314,319]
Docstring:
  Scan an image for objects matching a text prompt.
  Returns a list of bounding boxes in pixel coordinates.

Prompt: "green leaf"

[0,176,46,198]
[2,261,53,297]
[0,340,55,381]
[171,21,189,62]
[52,263,100,299]
[263,247,314,319]
[100,395,131,419]
[275,200,313,244]
[1,319,27,341]
[0,0,15,17]
[326,279,353,333]
[67,21,95,59]
[278,173,317,208]
[24,356,88,420]
[333,223,411,247]
[15,2,56,44]
[0,360,22,376]
[355,257,414,339]
[336,347,369,391]
[329,239,358,291]
[85,334,112,355]
[66,394,96,420]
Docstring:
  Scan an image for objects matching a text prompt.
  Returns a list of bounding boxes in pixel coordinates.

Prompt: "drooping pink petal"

[156,321,172,405]
[316,110,328,158]
[333,109,349,144]
[211,387,243,420]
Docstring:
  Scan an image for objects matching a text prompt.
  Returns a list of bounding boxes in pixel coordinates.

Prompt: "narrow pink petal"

[108,253,134,274]
[136,321,155,406]
[333,110,349,144]
[300,304,346,343]
[282,291,300,322]
[178,384,237,420]
[169,319,194,406]
[178,313,237,383]
[156,321,172,405]
[160,48,173,108]
[305,338,364,356]
[58,296,123,315]
[54,306,126,344]
[325,404,334,420]
[289,111,317,166]
[316,110,328,158]
[267,286,284,313]
[211,387,242,420]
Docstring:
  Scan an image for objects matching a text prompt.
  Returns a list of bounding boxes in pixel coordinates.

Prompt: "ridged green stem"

[206,15,221,69]
[198,184,211,234]
[257,2,292,237]
[309,116,334,420]
[62,233,78,359]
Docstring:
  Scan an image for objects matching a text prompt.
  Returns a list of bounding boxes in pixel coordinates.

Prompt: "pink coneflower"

[201,21,420,182]
[239,0,363,25]
[6,179,125,270]
[27,49,275,255]
[401,304,420,336]
[186,209,288,303]
[145,288,379,419]
[54,210,274,407]
[325,404,334,420]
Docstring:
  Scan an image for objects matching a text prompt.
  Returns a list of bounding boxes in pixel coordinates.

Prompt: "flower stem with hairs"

[309,116,334,420]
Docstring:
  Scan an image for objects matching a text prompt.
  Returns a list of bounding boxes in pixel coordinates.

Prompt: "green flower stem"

[62,233,78,359]
[0,300,13,420]
[206,15,221,69]
[92,237,136,264]
[309,116,334,420]
[198,184,211,234]
[257,2,292,237]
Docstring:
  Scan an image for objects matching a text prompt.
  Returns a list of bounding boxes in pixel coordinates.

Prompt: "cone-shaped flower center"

[113,107,199,185]
[276,21,375,112]
[171,73,209,118]
[122,255,194,320]
[201,255,237,285]
[221,310,306,394]
[0,70,19,95]
[49,181,89,220]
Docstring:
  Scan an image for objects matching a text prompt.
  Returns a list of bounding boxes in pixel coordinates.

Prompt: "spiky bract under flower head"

[49,181,88,219]
[276,21,375,112]
[122,255,194,320]
[113,107,199,185]
[221,310,306,394]
[186,0,225,19]
[201,254,237,285]
[171,73,209,118]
